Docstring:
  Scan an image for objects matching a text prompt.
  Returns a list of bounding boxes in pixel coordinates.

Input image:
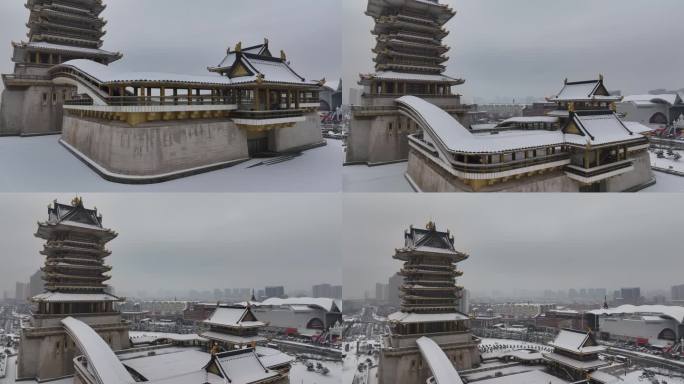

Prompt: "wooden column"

[266,88,270,110]
[160,87,165,105]
[187,88,192,105]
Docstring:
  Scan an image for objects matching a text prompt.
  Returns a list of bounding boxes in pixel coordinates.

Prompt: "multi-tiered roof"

[14,0,122,65]
[388,222,469,326]
[32,197,121,305]
[362,0,464,86]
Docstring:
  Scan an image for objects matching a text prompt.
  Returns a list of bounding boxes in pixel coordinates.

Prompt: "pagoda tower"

[346,0,470,165]
[0,0,122,136]
[378,222,480,384]
[16,197,129,382]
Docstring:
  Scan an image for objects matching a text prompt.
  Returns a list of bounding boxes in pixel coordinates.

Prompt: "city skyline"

[343,0,684,104]
[0,193,342,295]
[343,194,683,299]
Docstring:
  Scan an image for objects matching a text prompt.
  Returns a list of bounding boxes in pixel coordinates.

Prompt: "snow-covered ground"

[643,171,684,192]
[650,149,684,174]
[0,136,342,192]
[290,360,342,384]
[343,342,378,384]
[343,162,413,192]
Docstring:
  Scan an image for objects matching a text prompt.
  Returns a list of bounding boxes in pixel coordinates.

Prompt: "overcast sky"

[343,0,684,103]
[0,0,341,93]
[343,194,683,299]
[0,194,341,298]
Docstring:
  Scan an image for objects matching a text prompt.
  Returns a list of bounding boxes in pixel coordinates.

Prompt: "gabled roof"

[549,329,605,355]
[47,197,103,227]
[548,78,622,102]
[208,39,320,86]
[205,349,279,384]
[204,306,264,328]
[563,111,637,145]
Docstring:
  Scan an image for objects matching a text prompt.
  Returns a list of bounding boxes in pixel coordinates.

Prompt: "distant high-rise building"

[332,285,343,299]
[388,273,403,307]
[671,284,684,303]
[375,283,388,302]
[313,283,333,298]
[616,287,641,305]
[265,286,285,298]
[29,270,44,298]
[15,281,28,302]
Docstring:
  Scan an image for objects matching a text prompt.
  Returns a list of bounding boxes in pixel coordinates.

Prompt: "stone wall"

[0,84,68,136]
[271,112,325,152]
[61,116,250,178]
[605,150,654,192]
[406,148,580,192]
[17,325,129,382]
[379,342,479,384]
[347,114,410,164]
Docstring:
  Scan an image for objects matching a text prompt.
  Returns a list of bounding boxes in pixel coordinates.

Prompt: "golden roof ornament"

[280,50,287,61]
[71,196,82,207]
[234,41,242,52]
[568,101,576,113]
[318,78,326,86]
[599,73,604,81]
[610,102,617,112]
[256,73,264,84]
[210,342,220,356]
[426,221,436,231]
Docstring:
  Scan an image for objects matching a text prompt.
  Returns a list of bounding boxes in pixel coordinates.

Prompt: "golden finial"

[280,50,287,61]
[256,73,264,84]
[264,37,269,46]
[210,342,220,356]
[426,220,436,231]
[599,73,604,81]
[610,102,617,112]
[71,196,82,207]
[234,41,242,52]
[568,101,576,113]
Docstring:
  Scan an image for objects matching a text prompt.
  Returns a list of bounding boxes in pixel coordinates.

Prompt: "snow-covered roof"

[200,331,266,345]
[213,349,279,384]
[472,370,569,384]
[416,337,464,384]
[362,71,462,83]
[566,113,636,146]
[543,351,609,370]
[19,41,121,58]
[549,329,605,355]
[589,305,684,324]
[388,311,468,324]
[122,349,209,382]
[497,116,559,126]
[622,94,681,106]
[204,307,264,328]
[128,332,206,344]
[255,346,295,368]
[398,96,644,154]
[54,59,235,86]
[548,79,621,102]
[61,317,134,384]
[33,292,121,302]
[257,297,341,313]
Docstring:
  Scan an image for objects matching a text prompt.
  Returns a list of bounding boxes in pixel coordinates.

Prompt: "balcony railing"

[565,159,634,179]
[232,109,304,120]
[64,95,236,107]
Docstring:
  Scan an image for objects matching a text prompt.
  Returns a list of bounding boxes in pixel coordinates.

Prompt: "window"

[42,93,48,106]
[52,92,57,105]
